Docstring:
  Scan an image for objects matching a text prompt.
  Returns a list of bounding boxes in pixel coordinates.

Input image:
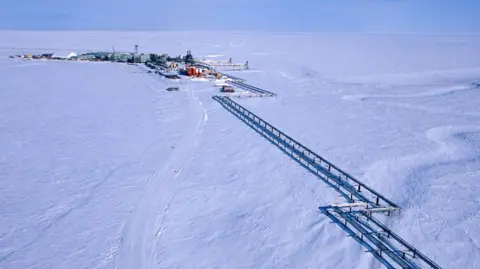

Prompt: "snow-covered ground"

[0,31,479,268]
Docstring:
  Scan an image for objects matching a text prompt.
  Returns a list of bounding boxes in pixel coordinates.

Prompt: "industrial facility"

[9,48,264,96]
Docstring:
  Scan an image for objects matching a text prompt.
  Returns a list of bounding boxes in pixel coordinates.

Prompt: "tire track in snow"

[342,83,478,102]
[0,163,130,264]
[365,125,480,207]
[341,83,480,118]
[151,98,208,246]
[377,101,480,118]
[116,81,207,269]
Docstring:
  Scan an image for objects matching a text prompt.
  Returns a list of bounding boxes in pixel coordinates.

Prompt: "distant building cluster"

[9,49,252,95]
[75,52,166,63]
[10,50,171,64]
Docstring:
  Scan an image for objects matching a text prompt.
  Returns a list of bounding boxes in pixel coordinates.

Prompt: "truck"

[220,85,235,93]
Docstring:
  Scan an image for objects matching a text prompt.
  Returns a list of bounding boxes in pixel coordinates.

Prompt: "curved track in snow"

[341,83,480,118]
[342,83,478,102]
[116,82,207,269]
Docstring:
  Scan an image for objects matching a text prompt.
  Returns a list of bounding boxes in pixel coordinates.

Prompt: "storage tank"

[188,67,197,76]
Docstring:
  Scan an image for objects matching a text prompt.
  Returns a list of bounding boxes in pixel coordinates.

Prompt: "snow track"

[117,82,207,269]
[342,83,478,102]
[0,164,130,264]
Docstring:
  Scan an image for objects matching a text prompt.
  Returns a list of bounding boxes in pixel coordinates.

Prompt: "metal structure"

[320,205,441,269]
[223,92,269,99]
[212,96,397,209]
[210,63,248,71]
[195,57,249,71]
[212,95,442,269]
[216,71,245,82]
[227,81,276,96]
[185,50,194,64]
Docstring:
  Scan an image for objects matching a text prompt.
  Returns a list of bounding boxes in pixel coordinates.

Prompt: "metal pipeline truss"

[213,95,442,269]
[320,206,441,269]
[190,61,246,82]
[213,96,397,209]
[216,71,246,83]
[227,80,276,96]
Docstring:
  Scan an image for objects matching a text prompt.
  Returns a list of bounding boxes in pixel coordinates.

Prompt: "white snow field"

[1,31,479,269]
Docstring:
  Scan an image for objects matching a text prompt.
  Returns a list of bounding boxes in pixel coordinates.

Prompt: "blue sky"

[1,0,479,32]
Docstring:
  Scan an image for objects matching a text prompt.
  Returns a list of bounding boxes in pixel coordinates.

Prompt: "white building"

[52,52,77,59]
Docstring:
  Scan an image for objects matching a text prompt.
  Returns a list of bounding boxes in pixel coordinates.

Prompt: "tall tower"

[185,50,193,64]
[134,45,139,63]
